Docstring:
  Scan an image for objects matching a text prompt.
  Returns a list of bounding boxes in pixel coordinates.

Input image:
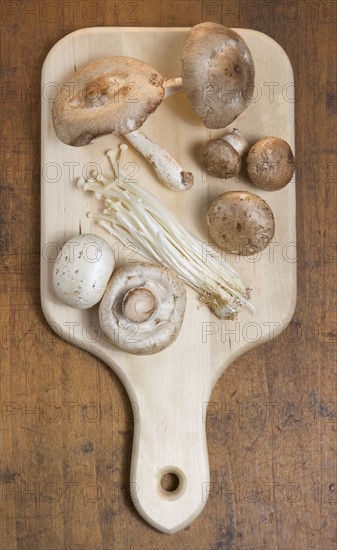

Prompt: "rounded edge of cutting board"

[40,26,297,534]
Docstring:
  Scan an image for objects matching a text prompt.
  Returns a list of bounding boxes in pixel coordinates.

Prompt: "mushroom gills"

[99,263,186,355]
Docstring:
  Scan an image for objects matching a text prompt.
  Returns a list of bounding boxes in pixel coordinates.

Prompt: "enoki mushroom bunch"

[77,144,252,320]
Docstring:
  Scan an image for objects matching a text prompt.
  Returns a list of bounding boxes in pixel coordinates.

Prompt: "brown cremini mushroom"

[181,22,255,129]
[207,191,275,255]
[52,56,193,192]
[246,137,295,191]
[99,262,186,355]
[200,128,249,179]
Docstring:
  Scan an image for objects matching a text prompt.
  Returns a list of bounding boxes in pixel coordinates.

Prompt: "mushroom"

[181,22,255,129]
[99,262,186,355]
[207,191,275,255]
[200,128,249,179]
[53,233,115,308]
[79,144,252,319]
[246,137,295,191]
[51,56,193,192]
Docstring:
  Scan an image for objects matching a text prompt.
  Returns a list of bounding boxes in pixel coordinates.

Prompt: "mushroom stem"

[99,262,187,354]
[122,287,158,324]
[51,56,194,193]
[78,145,252,319]
[125,129,193,192]
[221,128,249,157]
[163,77,183,98]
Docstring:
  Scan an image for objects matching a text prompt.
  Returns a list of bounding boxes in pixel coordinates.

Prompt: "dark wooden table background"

[1,1,337,548]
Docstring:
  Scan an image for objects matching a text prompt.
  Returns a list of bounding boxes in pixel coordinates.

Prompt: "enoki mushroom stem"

[77,144,252,319]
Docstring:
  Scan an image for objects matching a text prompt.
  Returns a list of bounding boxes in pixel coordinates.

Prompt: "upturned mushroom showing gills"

[200,128,249,179]
[99,262,186,355]
[181,22,255,129]
[246,137,295,191]
[51,56,193,192]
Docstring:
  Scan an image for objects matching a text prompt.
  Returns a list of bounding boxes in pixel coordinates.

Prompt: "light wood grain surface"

[40,26,296,534]
[1,1,337,548]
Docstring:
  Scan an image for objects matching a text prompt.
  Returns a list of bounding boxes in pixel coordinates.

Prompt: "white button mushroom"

[53,233,115,309]
[98,262,186,355]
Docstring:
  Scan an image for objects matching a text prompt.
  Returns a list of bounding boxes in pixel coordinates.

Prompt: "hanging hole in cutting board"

[158,467,187,499]
[161,473,179,492]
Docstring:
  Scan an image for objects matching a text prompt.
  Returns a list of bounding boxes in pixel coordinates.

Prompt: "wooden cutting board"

[41,27,296,534]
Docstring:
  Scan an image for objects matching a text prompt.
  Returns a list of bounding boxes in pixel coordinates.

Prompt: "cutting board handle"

[128,379,210,534]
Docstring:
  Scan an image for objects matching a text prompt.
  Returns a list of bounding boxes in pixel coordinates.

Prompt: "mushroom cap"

[207,191,275,255]
[181,22,255,129]
[99,262,186,355]
[200,138,241,179]
[53,233,115,309]
[52,56,165,146]
[246,137,295,190]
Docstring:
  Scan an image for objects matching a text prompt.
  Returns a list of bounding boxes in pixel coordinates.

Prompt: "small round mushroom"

[52,56,193,192]
[99,262,186,355]
[207,191,275,255]
[53,234,115,308]
[181,22,255,129]
[246,137,295,191]
[201,128,249,179]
